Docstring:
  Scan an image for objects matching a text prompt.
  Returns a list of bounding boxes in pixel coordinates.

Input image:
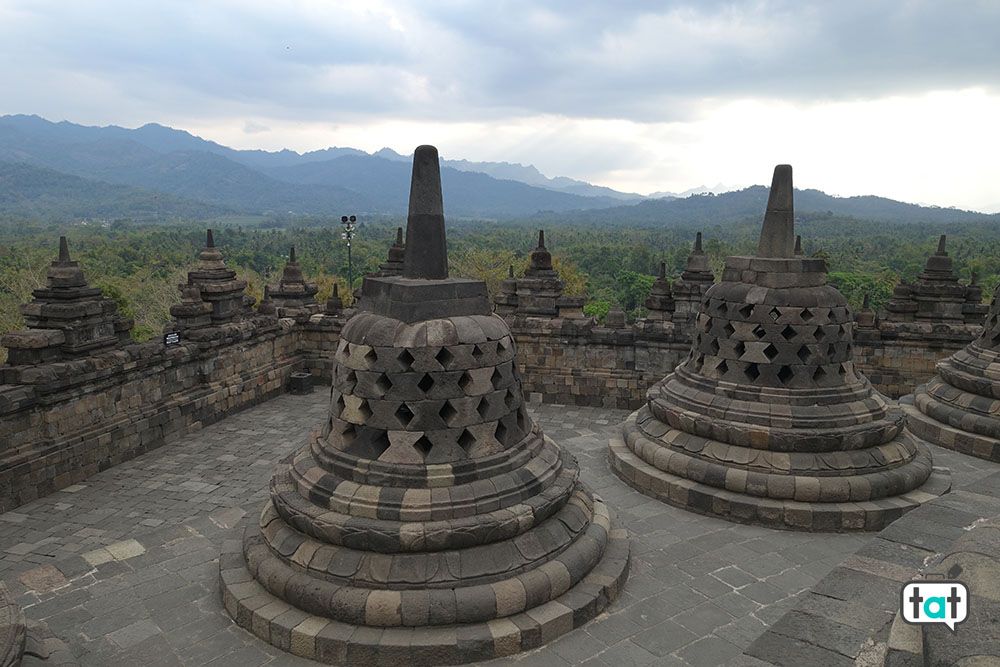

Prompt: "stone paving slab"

[1,392,998,666]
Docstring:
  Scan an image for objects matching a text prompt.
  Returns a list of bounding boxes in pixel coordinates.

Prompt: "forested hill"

[0,161,232,221]
[530,186,999,226]
[0,115,625,218]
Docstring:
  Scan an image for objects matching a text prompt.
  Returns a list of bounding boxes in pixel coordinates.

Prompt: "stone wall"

[0,307,977,511]
[0,319,303,512]
[854,321,978,398]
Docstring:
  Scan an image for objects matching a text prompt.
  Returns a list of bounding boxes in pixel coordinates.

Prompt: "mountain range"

[0,114,995,225]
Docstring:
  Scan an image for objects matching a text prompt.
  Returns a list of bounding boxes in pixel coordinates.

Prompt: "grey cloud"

[1,0,998,125]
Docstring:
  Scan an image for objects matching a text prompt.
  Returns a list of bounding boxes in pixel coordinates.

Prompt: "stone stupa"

[609,165,950,531]
[220,146,629,665]
[903,279,1000,462]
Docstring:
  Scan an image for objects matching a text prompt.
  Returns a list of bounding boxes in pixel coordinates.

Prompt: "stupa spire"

[756,164,794,258]
[402,145,448,279]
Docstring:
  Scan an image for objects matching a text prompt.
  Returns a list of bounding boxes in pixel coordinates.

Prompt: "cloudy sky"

[2,0,999,210]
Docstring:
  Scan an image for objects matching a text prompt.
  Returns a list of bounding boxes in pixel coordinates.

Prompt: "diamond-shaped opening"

[358,399,373,421]
[458,429,476,451]
[769,307,781,322]
[505,389,518,410]
[813,365,827,381]
[497,338,509,352]
[734,340,746,357]
[709,338,720,355]
[516,406,528,432]
[723,322,735,337]
[797,346,810,363]
[373,431,391,458]
[477,397,490,420]
[439,401,458,425]
[435,347,454,369]
[418,373,435,393]
[394,402,414,426]
[472,344,484,360]
[826,344,836,358]
[739,303,754,319]
[335,394,346,417]
[763,343,778,361]
[781,325,796,341]
[694,354,705,371]
[413,436,433,460]
[494,420,508,444]
[839,363,848,376]
[341,423,356,446]
[490,367,504,390]
[458,371,473,392]
[814,327,827,343]
[344,369,358,393]
[716,359,729,375]
[713,300,727,316]
[801,308,814,322]
[375,373,392,396]
[745,363,760,382]
[701,316,713,333]
[397,349,415,370]
[364,348,378,367]
[777,365,793,385]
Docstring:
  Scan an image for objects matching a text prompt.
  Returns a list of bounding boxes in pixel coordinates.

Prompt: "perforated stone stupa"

[267,246,321,321]
[609,165,950,531]
[903,280,1000,462]
[220,146,629,665]
[1,237,132,365]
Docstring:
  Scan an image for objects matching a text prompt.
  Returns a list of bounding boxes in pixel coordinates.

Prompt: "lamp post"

[341,215,357,294]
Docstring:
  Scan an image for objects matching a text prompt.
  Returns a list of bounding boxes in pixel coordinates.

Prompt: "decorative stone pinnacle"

[937,234,947,255]
[694,232,703,253]
[396,227,403,245]
[862,293,870,308]
[289,246,296,263]
[538,230,546,249]
[794,235,803,256]
[509,265,515,278]
[206,229,215,248]
[58,236,70,262]
[659,262,666,279]
[401,145,448,280]
[756,164,794,258]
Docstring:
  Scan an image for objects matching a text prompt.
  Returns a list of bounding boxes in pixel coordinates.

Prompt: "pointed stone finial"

[206,229,215,248]
[333,283,339,297]
[756,165,794,258]
[863,293,870,309]
[936,235,947,255]
[289,246,296,263]
[538,230,546,249]
[972,271,980,286]
[694,232,703,253]
[58,236,70,262]
[659,262,666,280]
[794,235,803,256]
[396,227,403,245]
[509,265,515,278]
[402,145,448,280]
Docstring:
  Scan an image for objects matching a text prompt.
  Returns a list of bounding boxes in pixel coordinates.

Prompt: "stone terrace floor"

[1,392,998,667]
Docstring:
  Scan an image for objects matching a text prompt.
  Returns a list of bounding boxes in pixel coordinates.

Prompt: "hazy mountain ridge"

[0,115,628,217]
[0,114,993,225]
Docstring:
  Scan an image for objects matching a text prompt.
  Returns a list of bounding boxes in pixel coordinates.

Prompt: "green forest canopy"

[2,210,999,359]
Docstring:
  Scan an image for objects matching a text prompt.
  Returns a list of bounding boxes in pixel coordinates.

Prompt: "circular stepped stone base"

[609,414,952,532]
[902,394,1000,463]
[219,504,630,666]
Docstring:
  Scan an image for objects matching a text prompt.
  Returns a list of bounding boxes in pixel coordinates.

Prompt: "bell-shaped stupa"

[609,165,950,531]
[903,280,1000,462]
[221,146,628,665]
